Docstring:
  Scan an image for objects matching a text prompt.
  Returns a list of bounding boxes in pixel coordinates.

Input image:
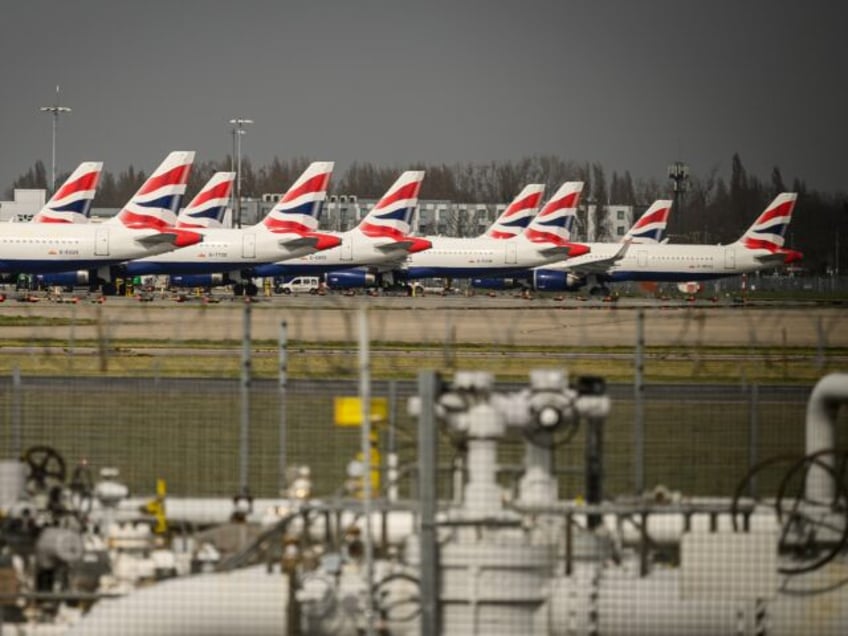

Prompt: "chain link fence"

[1,293,846,634]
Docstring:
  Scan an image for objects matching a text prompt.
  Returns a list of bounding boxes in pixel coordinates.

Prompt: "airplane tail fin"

[262,161,335,233]
[484,184,546,239]
[737,193,798,251]
[357,170,425,240]
[524,182,583,244]
[109,151,195,229]
[177,172,235,228]
[32,161,103,223]
[622,199,672,244]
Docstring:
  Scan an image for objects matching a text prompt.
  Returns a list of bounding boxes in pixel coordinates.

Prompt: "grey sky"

[1,1,845,195]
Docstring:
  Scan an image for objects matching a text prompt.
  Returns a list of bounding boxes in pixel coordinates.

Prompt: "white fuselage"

[124,227,320,276]
[401,236,569,279]
[253,229,413,277]
[545,242,781,282]
[0,223,183,274]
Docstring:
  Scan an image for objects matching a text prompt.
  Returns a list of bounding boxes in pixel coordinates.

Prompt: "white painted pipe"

[805,373,848,504]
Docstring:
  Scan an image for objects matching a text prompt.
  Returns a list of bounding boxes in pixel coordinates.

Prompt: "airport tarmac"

[1,292,845,349]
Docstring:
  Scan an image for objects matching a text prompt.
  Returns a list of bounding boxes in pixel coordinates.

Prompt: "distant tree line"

[6,153,846,274]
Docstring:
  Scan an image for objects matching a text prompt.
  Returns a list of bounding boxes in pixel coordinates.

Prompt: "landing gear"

[233,282,259,297]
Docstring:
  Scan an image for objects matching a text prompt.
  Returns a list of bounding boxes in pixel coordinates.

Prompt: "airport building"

[0,188,46,222]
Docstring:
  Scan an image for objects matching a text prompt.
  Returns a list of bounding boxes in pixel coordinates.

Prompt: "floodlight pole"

[229,117,254,228]
[40,85,72,194]
[667,160,690,236]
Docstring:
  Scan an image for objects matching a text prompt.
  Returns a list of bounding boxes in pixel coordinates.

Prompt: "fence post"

[418,370,440,636]
[12,367,22,458]
[239,300,252,497]
[278,320,288,495]
[634,309,645,494]
[748,383,759,499]
[358,306,375,636]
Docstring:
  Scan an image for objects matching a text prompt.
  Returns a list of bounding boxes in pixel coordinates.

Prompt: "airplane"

[123,162,342,295]
[31,161,103,223]
[252,170,431,287]
[529,193,800,293]
[471,199,671,292]
[380,182,589,286]
[1,151,202,282]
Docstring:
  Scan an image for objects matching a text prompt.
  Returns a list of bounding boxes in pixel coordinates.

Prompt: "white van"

[276,276,321,295]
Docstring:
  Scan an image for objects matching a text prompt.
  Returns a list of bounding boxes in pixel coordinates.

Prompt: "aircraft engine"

[470,277,526,290]
[326,270,377,289]
[532,269,584,292]
[36,271,92,287]
[169,274,228,288]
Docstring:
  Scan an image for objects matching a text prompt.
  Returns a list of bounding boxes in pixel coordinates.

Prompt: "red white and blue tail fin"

[109,151,195,229]
[622,200,672,244]
[177,172,235,228]
[357,171,425,240]
[737,193,798,251]
[484,184,546,239]
[524,182,585,244]
[32,161,102,223]
[262,161,334,233]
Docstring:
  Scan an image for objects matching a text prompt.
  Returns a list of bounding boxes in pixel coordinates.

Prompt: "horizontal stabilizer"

[280,235,320,250]
[538,245,574,257]
[376,237,431,254]
[135,229,203,248]
[135,232,179,247]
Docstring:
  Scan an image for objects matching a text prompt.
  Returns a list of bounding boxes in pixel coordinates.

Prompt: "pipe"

[805,373,848,504]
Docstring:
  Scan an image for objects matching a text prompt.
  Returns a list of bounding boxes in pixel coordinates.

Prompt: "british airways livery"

[176,172,235,229]
[0,151,202,277]
[394,182,589,282]
[472,199,671,292]
[125,162,341,293]
[483,184,546,239]
[31,161,103,224]
[254,170,431,286]
[533,193,800,293]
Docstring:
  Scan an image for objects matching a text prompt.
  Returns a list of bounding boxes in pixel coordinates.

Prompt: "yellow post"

[334,397,387,496]
[143,478,168,534]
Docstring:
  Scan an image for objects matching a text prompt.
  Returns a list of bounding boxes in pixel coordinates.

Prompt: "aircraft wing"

[563,240,631,275]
